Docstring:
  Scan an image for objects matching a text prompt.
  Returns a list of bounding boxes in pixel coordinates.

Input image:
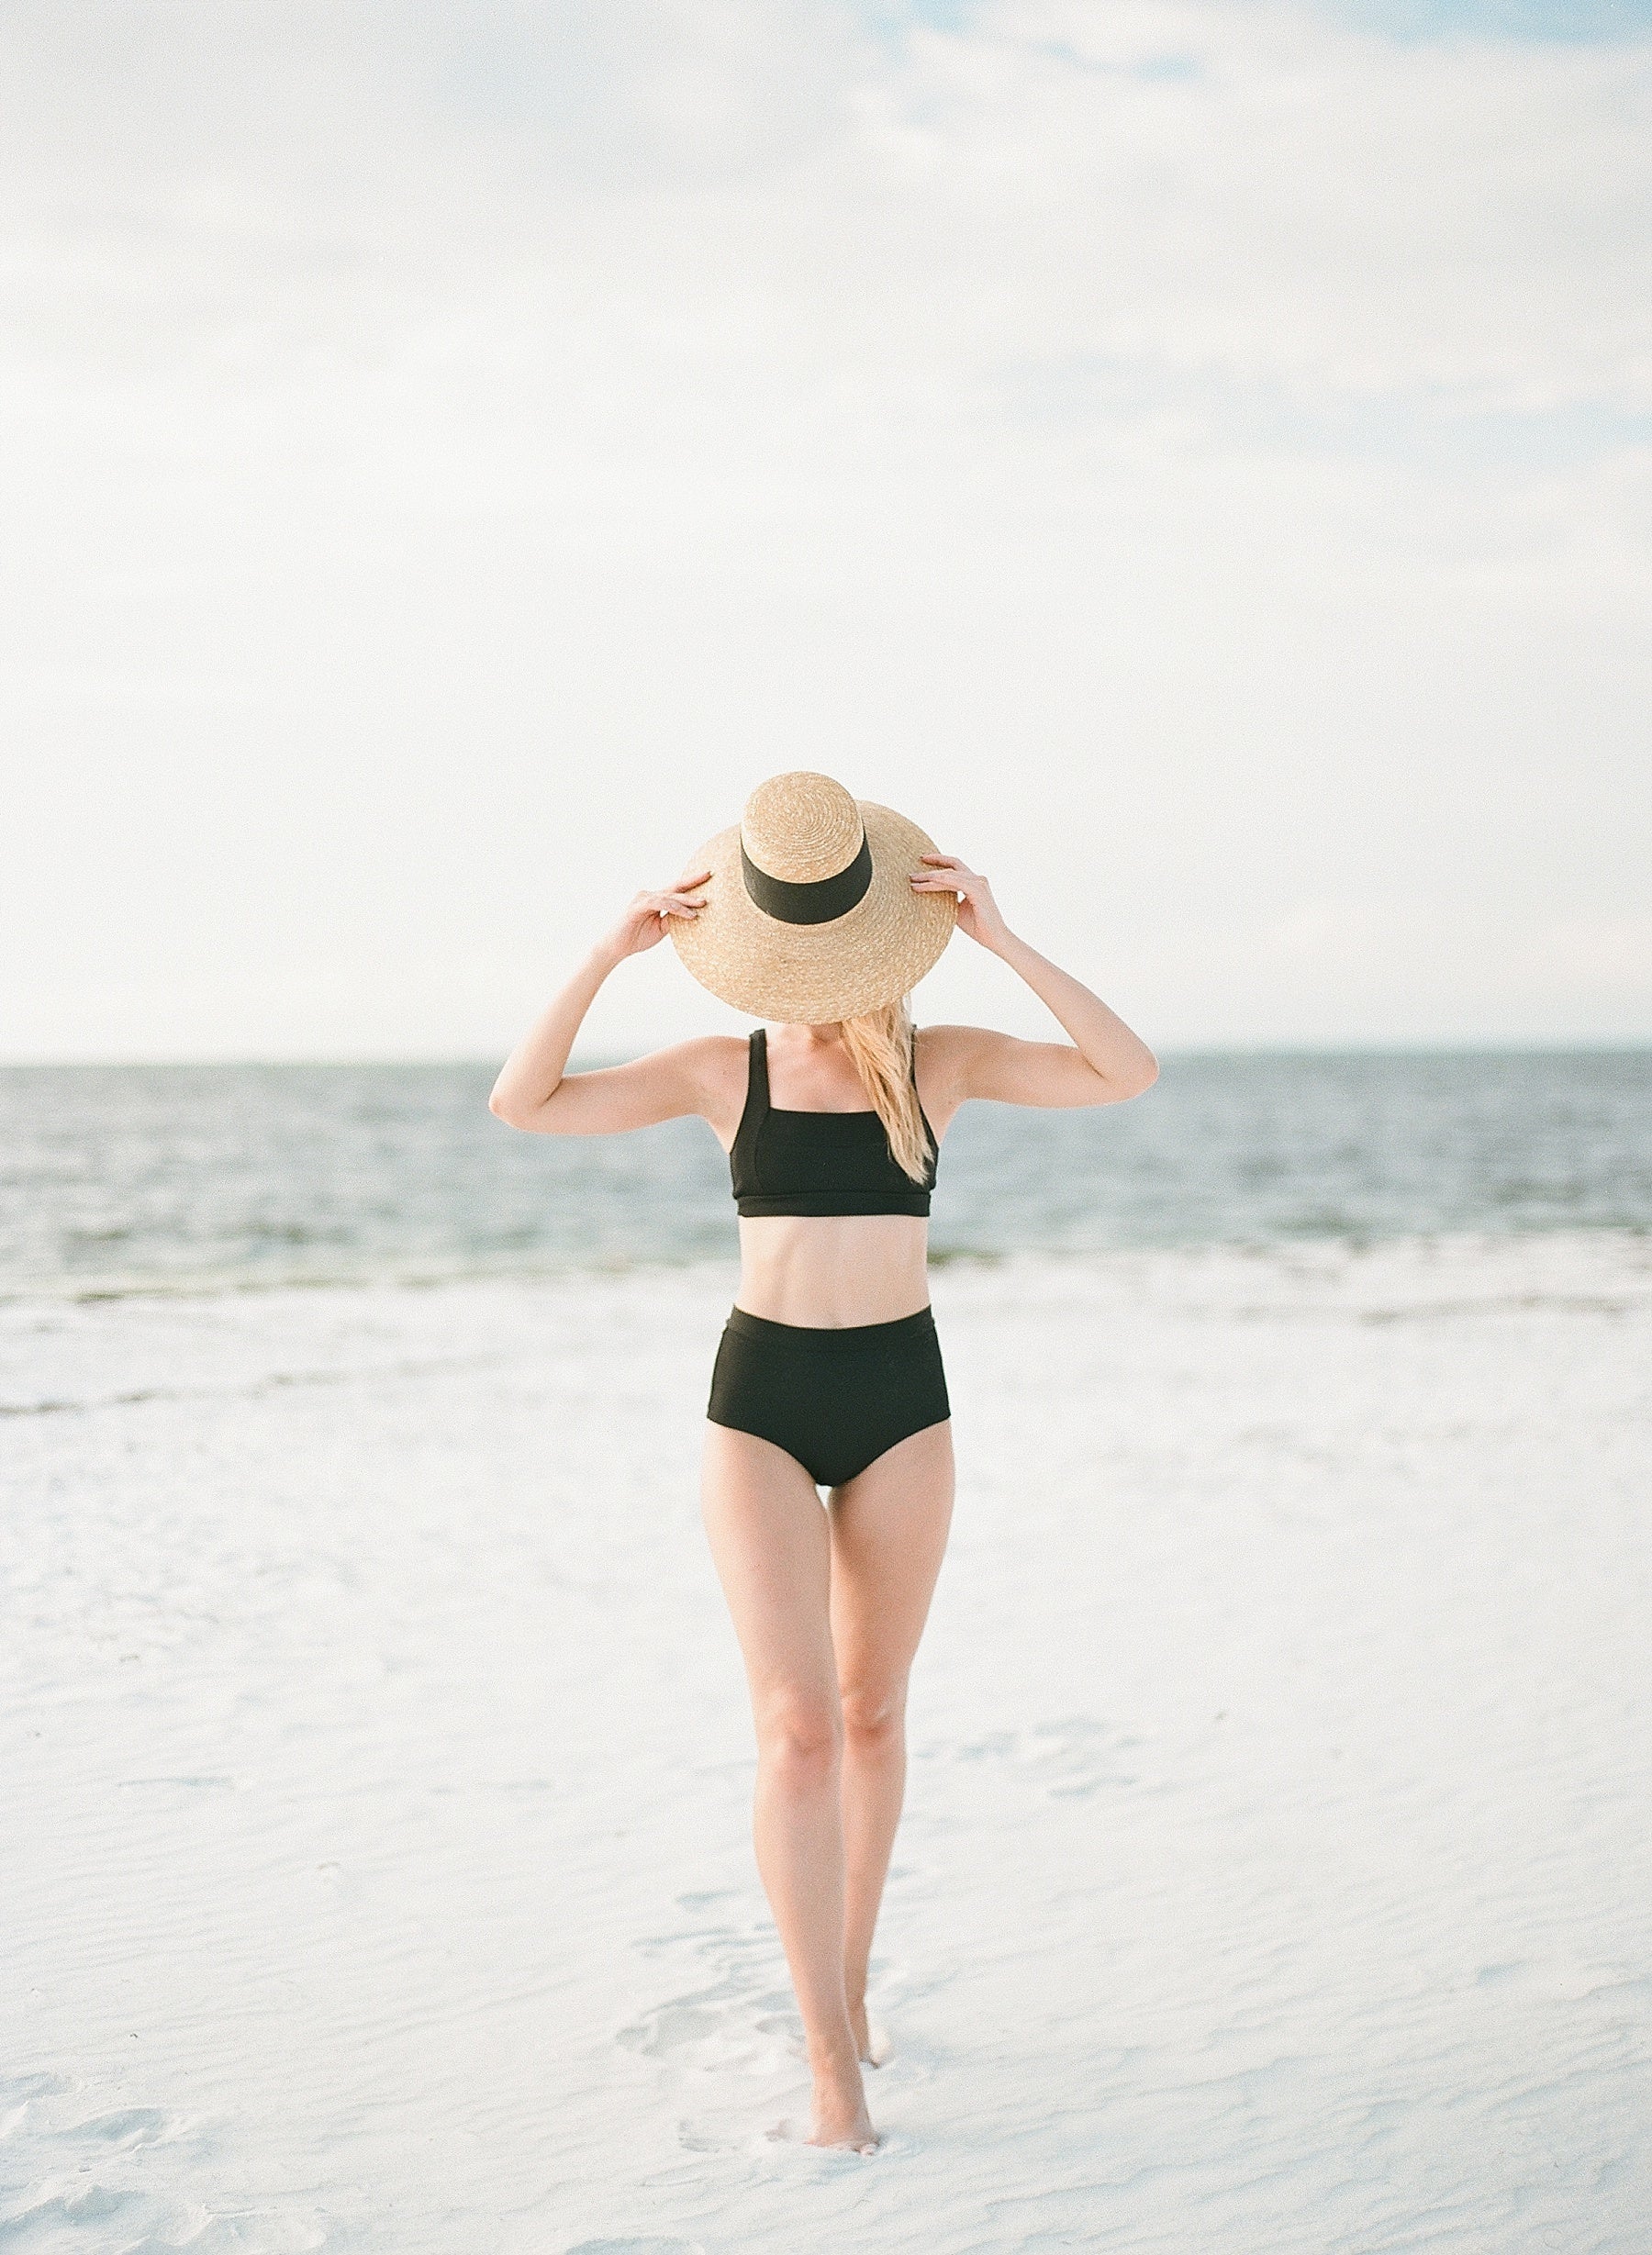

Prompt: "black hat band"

[740,830,873,925]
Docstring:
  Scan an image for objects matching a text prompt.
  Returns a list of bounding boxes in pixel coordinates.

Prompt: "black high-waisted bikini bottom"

[707,1305,951,1489]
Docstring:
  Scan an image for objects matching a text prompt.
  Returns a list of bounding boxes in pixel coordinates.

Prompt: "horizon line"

[3,1039,1649,1070]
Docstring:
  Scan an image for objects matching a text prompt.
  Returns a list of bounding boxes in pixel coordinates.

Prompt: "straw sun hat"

[670,772,956,1024]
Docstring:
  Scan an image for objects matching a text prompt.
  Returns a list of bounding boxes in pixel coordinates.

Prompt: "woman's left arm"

[910,854,1158,1110]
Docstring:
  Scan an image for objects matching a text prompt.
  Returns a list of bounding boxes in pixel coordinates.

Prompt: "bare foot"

[807,2048,878,2153]
[847,1994,893,2067]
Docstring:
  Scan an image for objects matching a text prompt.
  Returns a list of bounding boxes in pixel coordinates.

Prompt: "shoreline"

[1,1217,1647,1320]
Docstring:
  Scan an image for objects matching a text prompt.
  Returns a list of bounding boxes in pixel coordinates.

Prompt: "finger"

[675,869,713,887]
[919,854,963,867]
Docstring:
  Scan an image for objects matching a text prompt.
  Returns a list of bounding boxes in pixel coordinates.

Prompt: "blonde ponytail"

[838,996,931,1184]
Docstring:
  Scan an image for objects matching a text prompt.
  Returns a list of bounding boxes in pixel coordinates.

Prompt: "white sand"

[4,1235,1651,2253]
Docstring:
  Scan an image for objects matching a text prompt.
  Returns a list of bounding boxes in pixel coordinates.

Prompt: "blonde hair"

[838,996,930,1184]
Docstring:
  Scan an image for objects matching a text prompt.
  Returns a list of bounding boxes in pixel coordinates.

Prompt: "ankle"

[806,2028,862,2081]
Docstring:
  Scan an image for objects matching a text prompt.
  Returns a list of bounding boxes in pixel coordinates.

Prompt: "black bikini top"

[730,1027,939,1219]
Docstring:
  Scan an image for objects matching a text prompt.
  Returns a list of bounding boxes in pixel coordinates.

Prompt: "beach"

[8,0,1652,2233]
[6,1232,1650,2251]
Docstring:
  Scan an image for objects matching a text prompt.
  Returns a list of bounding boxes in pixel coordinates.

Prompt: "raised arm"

[910,854,1157,1121]
[488,874,742,1138]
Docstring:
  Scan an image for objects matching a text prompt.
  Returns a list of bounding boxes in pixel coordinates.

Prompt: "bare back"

[490,864,1156,1334]
[722,1022,933,1324]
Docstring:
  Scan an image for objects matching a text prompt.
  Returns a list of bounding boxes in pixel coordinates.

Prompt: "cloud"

[0,0,1648,1054]
[6,0,1649,399]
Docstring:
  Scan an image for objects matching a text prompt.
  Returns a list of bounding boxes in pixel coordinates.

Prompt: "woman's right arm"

[487,875,733,1137]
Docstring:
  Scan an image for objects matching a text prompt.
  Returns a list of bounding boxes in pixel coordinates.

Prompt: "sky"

[2,0,1649,1060]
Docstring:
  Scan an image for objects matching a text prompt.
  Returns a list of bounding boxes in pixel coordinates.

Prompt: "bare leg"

[830,1420,954,2060]
[700,1423,875,2150]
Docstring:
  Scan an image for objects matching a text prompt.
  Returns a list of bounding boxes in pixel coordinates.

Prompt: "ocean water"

[1,1049,1646,1300]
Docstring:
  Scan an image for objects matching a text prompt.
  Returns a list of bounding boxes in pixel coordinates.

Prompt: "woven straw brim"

[670,801,956,1024]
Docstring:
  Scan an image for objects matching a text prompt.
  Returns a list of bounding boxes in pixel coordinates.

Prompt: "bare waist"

[734,1211,931,1329]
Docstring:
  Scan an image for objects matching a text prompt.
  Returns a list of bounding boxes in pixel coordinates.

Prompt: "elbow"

[1097,1049,1156,1104]
[490,1082,563,1133]
[1125,1050,1159,1100]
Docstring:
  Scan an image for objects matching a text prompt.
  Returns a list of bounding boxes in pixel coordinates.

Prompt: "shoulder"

[911,1022,1001,1128]
[666,1033,749,1099]
[675,1033,751,1145]
[914,1022,1002,1088]
[916,1023,998,1056]
[672,1033,749,1065]
[598,1033,747,1111]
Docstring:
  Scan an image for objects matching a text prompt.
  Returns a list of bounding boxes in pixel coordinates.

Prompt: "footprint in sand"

[620,1892,817,2154]
[617,1926,796,2071]
[0,2077,330,2253]
[63,2105,175,2149]
[1,2182,152,2238]
[621,1888,932,2154]
[0,2070,72,2142]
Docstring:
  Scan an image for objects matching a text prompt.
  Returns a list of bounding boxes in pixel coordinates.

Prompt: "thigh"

[828,1421,955,1701]
[701,1422,838,1714]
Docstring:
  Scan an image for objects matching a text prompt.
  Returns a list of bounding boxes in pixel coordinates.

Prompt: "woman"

[489,773,1156,2152]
